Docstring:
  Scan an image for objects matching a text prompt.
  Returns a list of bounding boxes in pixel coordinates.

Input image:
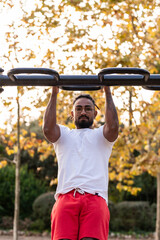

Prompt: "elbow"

[42,125,60,143]
[110,118,119,131]
[110,125,119,140]
[42,126,50,139]
[112,121,119,136]
[103,121,119,142]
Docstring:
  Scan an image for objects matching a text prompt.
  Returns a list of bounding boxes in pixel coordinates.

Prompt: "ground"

[0,234,155,240]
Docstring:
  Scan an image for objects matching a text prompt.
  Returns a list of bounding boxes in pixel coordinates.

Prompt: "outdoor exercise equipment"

[0,67,160,92]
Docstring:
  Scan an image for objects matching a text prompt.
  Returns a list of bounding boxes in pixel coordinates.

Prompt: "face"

[71,98,97,129]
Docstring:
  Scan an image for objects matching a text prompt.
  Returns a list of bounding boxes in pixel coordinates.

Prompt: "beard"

[75,116,93,128]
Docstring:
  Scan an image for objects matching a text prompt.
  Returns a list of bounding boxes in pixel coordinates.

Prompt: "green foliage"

[0,164,47,218]
[32,192,55,230]
[28,219,45,232]
[0,205,5,217]
[0,144,5,154]
[20,165,47,218]
[21,150,58,189]
[0,165,15,215]
[123,173,157,203]
[21,120,44,139]
[0,216,13,230]
[109,201,156,232]
[109,172,157,204]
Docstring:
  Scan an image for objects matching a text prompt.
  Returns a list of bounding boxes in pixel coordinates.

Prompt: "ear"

[94,110,97,118]
[71,110,74,120]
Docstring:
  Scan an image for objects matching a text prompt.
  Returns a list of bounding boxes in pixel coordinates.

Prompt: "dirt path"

[0,235,154,240]
[0,230,154,240]
[0,237,50,240]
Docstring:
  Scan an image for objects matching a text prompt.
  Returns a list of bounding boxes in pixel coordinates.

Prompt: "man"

[43,86,119,240]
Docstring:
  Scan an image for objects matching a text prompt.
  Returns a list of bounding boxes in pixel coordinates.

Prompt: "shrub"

[20,165,47,218]
[108,200,116,219]
[32,192,55,230]
[0,216,13,230]
[109,201,155,232]
[0,165,15,215]
[0,164,47,218]
[28,219,45,232]
[151,202,156,226]
[0,205,5,217]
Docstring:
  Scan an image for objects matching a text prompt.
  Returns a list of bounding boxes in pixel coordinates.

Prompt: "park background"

[0,0,160,239]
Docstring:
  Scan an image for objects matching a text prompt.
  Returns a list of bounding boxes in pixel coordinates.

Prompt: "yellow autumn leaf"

[130,187,141,196]
[31,132,36,137]
[28,149,34,157]
[21,129,28,136]
[50,178,58,186]
[14,146,18,153]
[6,147,14,155]
[0,160,7,168]
[109,171,116,181]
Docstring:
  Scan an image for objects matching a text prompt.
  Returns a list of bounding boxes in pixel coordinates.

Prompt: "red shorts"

[51,190,110,240]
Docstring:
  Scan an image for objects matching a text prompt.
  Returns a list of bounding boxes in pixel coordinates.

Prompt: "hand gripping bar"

[98,67,150,83]
[7,68,60,82]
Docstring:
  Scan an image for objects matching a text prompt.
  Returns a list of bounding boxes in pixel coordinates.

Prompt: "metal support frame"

[0,67,160,91]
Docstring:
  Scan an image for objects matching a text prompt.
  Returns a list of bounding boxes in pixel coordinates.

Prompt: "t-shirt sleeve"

[98,125,117,146]
[53,124,70,147]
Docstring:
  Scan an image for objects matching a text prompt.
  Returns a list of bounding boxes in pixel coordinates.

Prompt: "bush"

[20,165,47,218]
[32,192,55,230]
[28,219,45,232]
[0,205,5,217]
[108,200,116,219]
[0,216,13,230]
[109,201,155,232]
[151,202,156,225]
[0,164,47,218]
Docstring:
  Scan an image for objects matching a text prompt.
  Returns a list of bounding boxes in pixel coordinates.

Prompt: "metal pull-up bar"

[0,67,160,92]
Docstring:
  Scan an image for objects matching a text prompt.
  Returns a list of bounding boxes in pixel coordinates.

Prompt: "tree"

[1,0,160,237]
[21,3,160,237]
[13,89,20,240]
[133,92,160,240]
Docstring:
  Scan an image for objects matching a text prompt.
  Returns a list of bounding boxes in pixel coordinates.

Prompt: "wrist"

[104,86,111,94]
[52,86,59,95]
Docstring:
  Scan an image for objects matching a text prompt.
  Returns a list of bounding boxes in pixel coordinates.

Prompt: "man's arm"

[43,86,60,143]
[103,86,119,142]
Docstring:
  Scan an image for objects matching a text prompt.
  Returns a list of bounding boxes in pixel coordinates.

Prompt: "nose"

[81,108,86,114]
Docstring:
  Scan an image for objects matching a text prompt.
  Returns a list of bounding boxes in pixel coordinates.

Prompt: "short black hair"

[73,94,99,110]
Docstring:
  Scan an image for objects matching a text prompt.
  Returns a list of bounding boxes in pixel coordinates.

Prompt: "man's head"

[71,94,98,129]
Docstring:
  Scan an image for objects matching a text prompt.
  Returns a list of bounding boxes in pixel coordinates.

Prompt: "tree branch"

[0,157,16,164]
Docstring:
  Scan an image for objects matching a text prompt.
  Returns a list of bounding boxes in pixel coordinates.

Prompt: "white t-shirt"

[53,125,115,204]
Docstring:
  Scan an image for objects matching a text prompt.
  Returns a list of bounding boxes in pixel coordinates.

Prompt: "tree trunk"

[129,89,133,127]
[156,172,160,240]
[13,93,20,240]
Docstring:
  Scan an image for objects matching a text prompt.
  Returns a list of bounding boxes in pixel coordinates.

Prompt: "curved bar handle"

[59,85,102,91]
[98,67,150,83]
[142,86,160,91]
[7,68,60,82]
